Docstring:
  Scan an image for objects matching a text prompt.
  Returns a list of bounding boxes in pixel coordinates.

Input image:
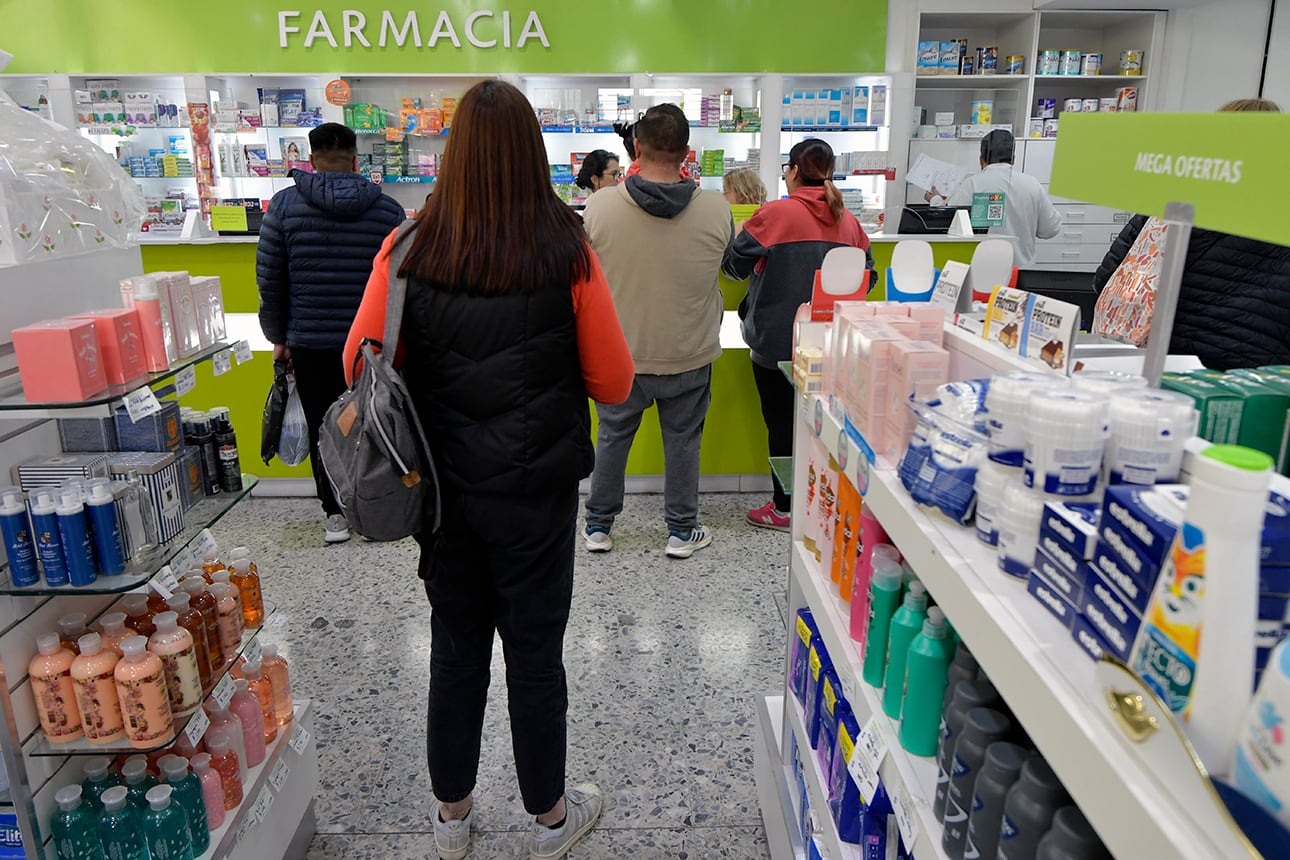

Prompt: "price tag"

[174,365,197,396]
[183,707,210,747]
[847,729,881,804]
[269,758,291,793]
[123,386,163,422]
[236,815,256,845]
[213,350,233,376]
[858,716,890,769]
[287,725,312,755]
[151,577,175,601]
[890,779,921,850]
[212,675,236,710]
[837,673,858,708]
[251,786,274,822]
[158,565,181,591]
[242,636,262,667]
[233,340,254,364]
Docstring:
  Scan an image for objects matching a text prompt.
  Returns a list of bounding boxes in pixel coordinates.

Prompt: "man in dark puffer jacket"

[257,123,405,543]
[1092,214,1290,370]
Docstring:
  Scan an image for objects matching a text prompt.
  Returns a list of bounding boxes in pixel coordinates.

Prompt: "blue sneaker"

[666,525,712,559]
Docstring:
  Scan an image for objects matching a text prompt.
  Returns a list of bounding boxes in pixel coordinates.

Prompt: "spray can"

[0,487,39,587]
[188,414,221,496]
[56,489,97,587]
[85,478,127,575]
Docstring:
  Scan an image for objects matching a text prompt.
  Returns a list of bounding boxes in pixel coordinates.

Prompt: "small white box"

[936,126,957,139]
[934,111,956,126]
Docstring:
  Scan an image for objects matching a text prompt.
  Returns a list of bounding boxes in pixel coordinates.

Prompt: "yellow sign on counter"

[209,205,249,232]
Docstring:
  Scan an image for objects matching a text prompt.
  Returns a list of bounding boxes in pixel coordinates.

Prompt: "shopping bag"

[1092,217,1168,347]
[260,358,291,465]
[277,376,310,466]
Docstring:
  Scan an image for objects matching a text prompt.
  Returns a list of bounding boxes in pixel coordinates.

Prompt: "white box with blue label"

[1028,567,1079,631]
[1040,502,1099,570]
[1033,546,1090,606]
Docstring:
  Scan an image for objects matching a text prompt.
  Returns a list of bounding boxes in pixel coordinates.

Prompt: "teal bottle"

[159,755,209,854]
[861,558,905,686]
[96,785,147,860]
[121,756,159,812]
[143,783,195,860]
[898,607,956,756]
[81,757,121,815]
[50,785,103,860]
[881,582,928,720]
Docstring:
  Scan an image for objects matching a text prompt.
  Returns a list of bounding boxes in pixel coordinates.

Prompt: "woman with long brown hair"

[344,79,633,860]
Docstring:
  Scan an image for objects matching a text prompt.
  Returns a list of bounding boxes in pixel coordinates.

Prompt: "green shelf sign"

[1050,112,1290,246]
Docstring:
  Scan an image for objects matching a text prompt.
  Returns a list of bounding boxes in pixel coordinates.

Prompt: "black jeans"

[417,486,577,815]
[286,347,348,517]
[752,360,795,513]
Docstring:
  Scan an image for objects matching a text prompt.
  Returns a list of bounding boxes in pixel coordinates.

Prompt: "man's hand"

[273,344,292,363]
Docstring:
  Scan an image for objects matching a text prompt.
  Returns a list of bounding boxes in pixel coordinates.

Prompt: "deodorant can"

[0,487,39,587]
[1060,50,1082,75]
[996,757,1071,860]
[943,709,1014,859]
[1038,50,1061,76]
[1080,52,1102,75]
[85,479,126,575]
[934,679,1000,821]
[29,489,68,587]
[964,742,1029,860]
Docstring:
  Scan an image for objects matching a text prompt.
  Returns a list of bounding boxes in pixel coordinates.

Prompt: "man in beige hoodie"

[582,103,733,559]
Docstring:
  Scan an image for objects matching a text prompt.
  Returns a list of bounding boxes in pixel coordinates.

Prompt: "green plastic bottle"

[96,786,147,860]
[861,558,905,686]
[80,757,121,815]
[898,607,956,756]
[142,783,195,860]
[882,582,928,720]
[121,756,158,812]
[159,755,209,855]
[50,785,102,860]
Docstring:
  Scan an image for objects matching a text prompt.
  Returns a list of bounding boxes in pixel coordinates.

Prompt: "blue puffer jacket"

[256,170,406,350]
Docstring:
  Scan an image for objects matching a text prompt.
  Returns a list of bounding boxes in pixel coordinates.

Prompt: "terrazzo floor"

[215,491,789,859]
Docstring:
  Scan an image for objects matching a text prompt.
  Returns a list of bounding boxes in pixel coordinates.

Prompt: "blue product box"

[1033,546,1090,606]
[1261,593,1290,621]
[1100,484,1186,565]
[1092,544,1154,613]
[1071,615,1112,662]
[1097,520,1162,596]
[917,40,940,75]
[1257,618,1287,654]
[57,416,118,453]
[114,399,184,454]
[829,710,862,844]
[1081,565,1142,661]
[791,609,821,705]
[1039,502,1099,570]
[816,673,844,776]
[1264,485,1290,565]
[0,812,22,857]
[1264,566,1290,596]
[178,447,204,511]
[1028,568,1079,630]
[805,639,833,750]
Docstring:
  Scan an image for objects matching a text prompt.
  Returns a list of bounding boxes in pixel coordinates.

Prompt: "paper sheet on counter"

[905,154,970,198]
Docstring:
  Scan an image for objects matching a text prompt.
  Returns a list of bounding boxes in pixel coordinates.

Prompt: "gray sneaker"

[584,527,613,553]
[324,514,351,544]
[666,525,712,559]
[530,783,603,859]
[433,804,471,860]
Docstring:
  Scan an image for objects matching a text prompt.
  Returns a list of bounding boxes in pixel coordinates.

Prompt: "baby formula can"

[971,100,994,124]
[1082,98,1100,112]
[1063,98,1083,114]
[1116,87,1138,112]
[1099,97,1118,112]
[1120,50,1144,75]
[1038,50,1061,76]
[1005,55,1025,75]
[1037,98,1056,119]
[960,55,975,76]
[1080,52,1102,76]
[980,46,999,75]
[1028,118,1045,138]
[1043,118,1060,138]
[1060,50,1083,76]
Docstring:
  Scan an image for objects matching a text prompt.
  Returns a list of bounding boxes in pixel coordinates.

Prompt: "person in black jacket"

[256,122,405,544]
[1091,98,1290,370]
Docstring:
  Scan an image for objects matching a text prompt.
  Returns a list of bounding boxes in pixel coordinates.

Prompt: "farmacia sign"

[278,9,550,49]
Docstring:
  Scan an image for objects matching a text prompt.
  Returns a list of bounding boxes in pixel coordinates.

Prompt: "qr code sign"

[987,202,1005,221]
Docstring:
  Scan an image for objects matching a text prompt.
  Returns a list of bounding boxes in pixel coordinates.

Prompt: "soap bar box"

[1039,501,1099,576]
[66,308,146,386]
[113,400,184,454]
[1028,567,1080,631]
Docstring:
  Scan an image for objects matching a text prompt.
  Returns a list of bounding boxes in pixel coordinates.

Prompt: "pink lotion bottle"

[206,703,250,779]
[189,752,227,827]
[228,680,268,767]
[29,633,83,743]
[130,275,172,372]
[212,583,243,656]
[260,644,294,728]
[242,660,278,743]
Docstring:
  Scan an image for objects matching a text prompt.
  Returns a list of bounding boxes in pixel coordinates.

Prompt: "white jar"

[1106,389,1198,485]
[1023,390,1110,499]
[1070,370,1148,398]
[997,481,1045,579]
[986,371,1061,467]
[974,460,1016,547]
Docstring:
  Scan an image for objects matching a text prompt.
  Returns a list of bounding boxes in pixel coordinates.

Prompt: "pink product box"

[155,271,202,357]
[886,318,920,340]
[907,304,946,345]
[188,275,227,348]
[884,340,950,461]
[67,308,146,386]
[847,323,904,450]
[874,304,911,319]
[11,319,107,402]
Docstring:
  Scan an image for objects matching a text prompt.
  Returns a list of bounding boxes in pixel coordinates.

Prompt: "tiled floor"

[216,491,789,859]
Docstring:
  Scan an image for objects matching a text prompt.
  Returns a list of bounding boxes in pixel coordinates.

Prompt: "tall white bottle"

[1234,637,1290,826]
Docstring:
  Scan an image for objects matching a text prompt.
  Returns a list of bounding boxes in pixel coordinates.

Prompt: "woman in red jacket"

[722,139,873,530]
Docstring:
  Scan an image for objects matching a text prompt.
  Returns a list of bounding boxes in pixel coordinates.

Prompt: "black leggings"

[752,361,795,512]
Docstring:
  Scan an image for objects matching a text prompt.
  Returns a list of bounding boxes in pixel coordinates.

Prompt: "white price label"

[251,786,274,822]
[837,673,858,708]
[858,716,890,769]
[183,708,210,747]
[847,716,890,804]
[269,759,291,793]
[243,636,262,667]
[890,779,920,850]
[212,675,237,710]
[236,816,256,845]
[233,340,254,364]
[174,365,197,396]
[213,350,233,376]
[287,725,312,756]
[150,577,175,601]
[158,565,181,591]
[123,386,163,422]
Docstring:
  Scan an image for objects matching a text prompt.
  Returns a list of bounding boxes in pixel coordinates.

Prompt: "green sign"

[970,192,1005,228]
[209,205,248,232]
[2,1,886,75]
[1050,112,1290,246]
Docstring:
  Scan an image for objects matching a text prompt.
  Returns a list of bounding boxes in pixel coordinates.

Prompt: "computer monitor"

[898,205,988,235]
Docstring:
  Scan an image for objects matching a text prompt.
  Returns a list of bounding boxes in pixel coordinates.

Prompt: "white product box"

[934,111,956,126]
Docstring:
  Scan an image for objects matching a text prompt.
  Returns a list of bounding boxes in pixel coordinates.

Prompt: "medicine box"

[1033,547,1090,606]
[1039,502,1099,571]
[1161,373,1244,443]
[57,417,118,453]
[14,453,111,491]
[884,340,949,461]
[1081,565,1141,661]
[933,111,956,126]
[1028,568,1079,631]
[1213,375,1290,471]
[108,452,185,544]
[114,400,184,455]
[1091,544,1153,613]
[11,318,107,402]
[1100,484,1186,565]
[66,308,146,386]
[917,41,940,75]
[852,87,870,126]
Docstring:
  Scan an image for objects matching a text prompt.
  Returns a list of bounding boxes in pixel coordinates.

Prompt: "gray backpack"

[319,225,440,541]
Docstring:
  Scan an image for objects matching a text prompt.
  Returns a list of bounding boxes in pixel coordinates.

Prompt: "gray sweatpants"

[584,365,712,534]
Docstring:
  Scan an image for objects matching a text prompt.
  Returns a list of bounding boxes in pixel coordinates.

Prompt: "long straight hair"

[789,139,844,223]
[397,80,590,293]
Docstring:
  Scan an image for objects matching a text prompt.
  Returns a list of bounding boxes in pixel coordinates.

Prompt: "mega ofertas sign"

[277,9,550,50]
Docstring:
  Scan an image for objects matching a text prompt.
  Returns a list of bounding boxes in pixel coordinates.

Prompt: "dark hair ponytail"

[788,139,844,222]
[576,150,616,190]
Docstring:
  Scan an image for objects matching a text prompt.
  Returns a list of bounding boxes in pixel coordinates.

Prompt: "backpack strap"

[381,221,418,352]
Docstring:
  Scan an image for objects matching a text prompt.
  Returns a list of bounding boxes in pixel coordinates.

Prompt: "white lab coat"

[947,163,1062,267]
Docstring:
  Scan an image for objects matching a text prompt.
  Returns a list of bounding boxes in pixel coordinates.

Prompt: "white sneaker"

[324,514,352,544]
[434,804,472,860]
[666,525,712,559]
[530,784,603,859]
[584,527,613,553]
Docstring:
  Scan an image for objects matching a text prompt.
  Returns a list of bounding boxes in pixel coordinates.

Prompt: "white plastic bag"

[277,375,311,467]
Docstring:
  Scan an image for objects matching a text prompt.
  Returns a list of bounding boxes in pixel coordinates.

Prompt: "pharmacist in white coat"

[945,130,1061,267]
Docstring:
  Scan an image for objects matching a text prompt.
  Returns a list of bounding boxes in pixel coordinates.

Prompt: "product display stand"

[1140,201,1194,385]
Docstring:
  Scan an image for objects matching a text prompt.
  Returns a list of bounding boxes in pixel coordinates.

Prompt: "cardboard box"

[188,276,227,347]
[154,271,202,358]
[1081,565,1142,660]
[107,452,185,544]
[1161,373,1244,443]
[1033,546,1091,607]
[66,308,146,386]
[11,318,107,402]
[57,417,118,453]
[1028,568,1079,630]
[1039,502,1100,572]
[178,447,205,511]
[114,400,184,454]
[1072,615,1113,661]
[14,453,111,491]
[1092,544,1154,613]
[1214,374,1290,471]
[1100,484,1187,565]
[917,41,940,75]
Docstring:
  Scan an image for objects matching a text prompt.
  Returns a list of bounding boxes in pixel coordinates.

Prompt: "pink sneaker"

[747,501,790,532]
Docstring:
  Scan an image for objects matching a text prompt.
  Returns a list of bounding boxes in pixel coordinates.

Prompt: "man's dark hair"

[980,129,1015,165]
[633,104,689,162]
[308,122,358,170]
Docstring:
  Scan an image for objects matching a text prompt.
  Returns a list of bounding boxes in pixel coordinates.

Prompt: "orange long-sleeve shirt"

[344,229,635,405]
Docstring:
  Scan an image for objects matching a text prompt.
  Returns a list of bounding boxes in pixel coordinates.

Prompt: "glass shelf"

[0,342,232,415]
[0,475,258,596]
[30,602,274,756]
[769,457,794,497]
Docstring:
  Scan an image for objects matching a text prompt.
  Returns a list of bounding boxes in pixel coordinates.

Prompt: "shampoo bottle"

[147,611,203,717]
[166,593,212,689]
[158,755,209,852]
[213,583,243,654]
[80,758,120,814]
[113,635,175,749]
[261,643,294,727]
[882,582,928,719]
[934,679,1000,821]
[70,633,124,744]
[212,410,243,493]
[941,708,1013,859]
[229,679,268,767]
[0,487,39,587]
[861,558,904,683]
[189,414,221,496]
[228,558,264,628]
[190,752,227,828]
[29,632,82,743]
[97,613,131,657]
[852,542,899,644]
[56,489,97,586]
[963,742,1029,860]
[49,784,101,860]
[121,594,157,639]
[180,578,224,671]
[95,786,147,860]
[1234,636,1290,827]
[899,606,956,755]
[85,479,126,575]
[30,488,68,586]
[242,659,278,743]
[121,756,159,812]
[204,729,244,810]
[142,784,195,860]
[207,705,251,778]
